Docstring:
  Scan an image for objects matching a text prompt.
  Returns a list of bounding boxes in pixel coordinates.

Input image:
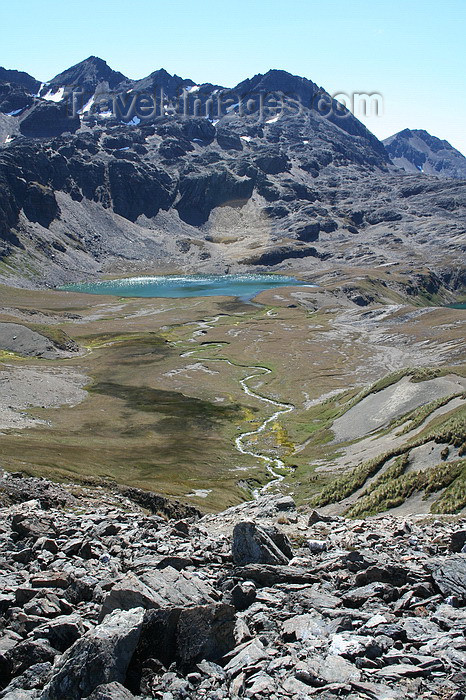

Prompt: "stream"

[181,315,295,497]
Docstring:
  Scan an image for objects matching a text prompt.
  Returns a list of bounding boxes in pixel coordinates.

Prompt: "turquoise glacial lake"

[60,274,313,301]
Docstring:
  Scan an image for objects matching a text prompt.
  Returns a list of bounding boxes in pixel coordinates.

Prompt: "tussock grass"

[424,459,466,497]
[345,458,466,518]
[310,449,403,507]
[311,404,466,510]
[27,324,79,352]
[346,472,421,518]
[391,393,464,435]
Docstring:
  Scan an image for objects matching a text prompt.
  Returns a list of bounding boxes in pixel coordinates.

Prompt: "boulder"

[342,582,398,607]
[231,521,291,566]
[0,640,57,691]
[176,604,236,666]
[0,662,52,696]
[100,568,213,618]
[223,638,268,678]
[234,564,317,586]
[10,514,55,542]
[125,603,236,690]
[31,615,84,653]
[87,683,136,700]
[307,539,328,554]
[426,556,466,600]
[230,581,256,611]
[99,574,163,619]
[355,564,409,588]
[40,607,144,700]
[307,654,361,684]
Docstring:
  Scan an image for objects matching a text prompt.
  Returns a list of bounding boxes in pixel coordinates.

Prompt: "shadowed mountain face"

[45,55,129,93]
[0,67,41,115]
[0,58,464,290]
[384,129,466,180]
[0,67,40,94]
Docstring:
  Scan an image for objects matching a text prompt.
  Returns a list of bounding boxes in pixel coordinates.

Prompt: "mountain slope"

[0,59,464,293]
[384,128,466,180]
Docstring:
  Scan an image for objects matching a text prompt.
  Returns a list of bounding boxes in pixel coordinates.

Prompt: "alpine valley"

[0,55,466,700]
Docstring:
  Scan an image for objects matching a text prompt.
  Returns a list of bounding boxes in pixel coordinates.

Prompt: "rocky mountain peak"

[233,69,319,102]
[130,68,195,96]
[383,128,466,179]
[46,55,129,92]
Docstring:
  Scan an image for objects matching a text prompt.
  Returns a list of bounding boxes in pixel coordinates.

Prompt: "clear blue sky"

[2,0,466,153]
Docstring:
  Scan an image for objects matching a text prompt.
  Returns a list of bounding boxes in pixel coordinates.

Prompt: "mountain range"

[0,56,465,294]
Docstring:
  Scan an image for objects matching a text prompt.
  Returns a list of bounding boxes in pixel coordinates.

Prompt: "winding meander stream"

[182,315,295,498]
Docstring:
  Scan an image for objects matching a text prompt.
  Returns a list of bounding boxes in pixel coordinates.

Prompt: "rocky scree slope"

[0,471,466,699]
[0,59,464,289]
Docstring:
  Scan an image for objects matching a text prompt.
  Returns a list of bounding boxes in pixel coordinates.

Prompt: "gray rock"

[426,556,466,599]
[450,531,466,553]
[87,682,136,699]
[140,568,214,608]
[308,654,361,684]
[308,510,337,525]
[31,615,84,652]
[342,582,398,607]
[0,640,57,690]
[30,573,69,590]
[0,663,52,697]
[307,539,328,553]
[99,574,164,618]
[176,604,236,665]
[223,638,268,678]
[230,581,256,611]
[10,515,54,542]
[282,613,333,641]
[0,631,22,654]
[355,564,409,587]
[273,496,296,511]
[234,564,317,586]
[100,568,213,619]
[40,607,144,700]
[328,633,383,660]
[231,521,290,566]
[376,663,430,679]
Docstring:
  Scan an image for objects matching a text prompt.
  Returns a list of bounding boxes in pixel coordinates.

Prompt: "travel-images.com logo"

[65,86,383,122]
